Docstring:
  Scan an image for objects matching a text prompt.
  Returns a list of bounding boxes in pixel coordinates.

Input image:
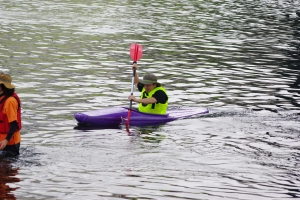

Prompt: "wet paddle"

[126,43,143,127]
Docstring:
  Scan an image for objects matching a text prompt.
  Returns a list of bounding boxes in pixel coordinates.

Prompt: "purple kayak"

[74,107,209,127]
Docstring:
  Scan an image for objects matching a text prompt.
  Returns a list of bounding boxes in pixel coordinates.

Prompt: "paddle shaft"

[129,44,140,110]
[129,67,136,110]
[127,43,142,126]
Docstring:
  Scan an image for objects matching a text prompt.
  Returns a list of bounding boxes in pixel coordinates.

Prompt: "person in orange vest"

[0,72,22,156]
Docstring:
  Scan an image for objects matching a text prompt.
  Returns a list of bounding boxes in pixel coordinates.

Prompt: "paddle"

[126,43,143,127]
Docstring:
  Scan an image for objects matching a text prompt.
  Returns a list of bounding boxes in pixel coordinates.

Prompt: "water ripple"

[0,0,300,199]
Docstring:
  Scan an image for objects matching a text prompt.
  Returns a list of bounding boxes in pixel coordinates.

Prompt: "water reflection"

[74,122,166,143]
[125,125,167,144]
[73,123,121,131]
[0,158,20,200]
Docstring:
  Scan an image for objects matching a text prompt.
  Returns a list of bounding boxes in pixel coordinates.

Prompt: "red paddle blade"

[130,43,143,62]
[126,109,132,126]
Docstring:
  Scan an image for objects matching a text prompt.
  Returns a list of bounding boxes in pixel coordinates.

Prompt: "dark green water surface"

[0,0,299,199]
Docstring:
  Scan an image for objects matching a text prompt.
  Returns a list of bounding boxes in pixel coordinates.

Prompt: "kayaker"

[128,63,168,114]
[0,72,22,156]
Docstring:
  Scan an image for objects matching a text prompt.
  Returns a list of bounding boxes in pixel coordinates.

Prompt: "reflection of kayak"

[74,107,209,127]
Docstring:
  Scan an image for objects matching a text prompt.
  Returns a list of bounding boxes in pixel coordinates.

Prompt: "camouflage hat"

[140,73,158,84]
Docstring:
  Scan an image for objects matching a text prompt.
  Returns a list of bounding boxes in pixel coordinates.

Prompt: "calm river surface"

[0,0,300,199]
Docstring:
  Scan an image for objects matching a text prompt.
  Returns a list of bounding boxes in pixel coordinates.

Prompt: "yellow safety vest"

[138,86,168,114]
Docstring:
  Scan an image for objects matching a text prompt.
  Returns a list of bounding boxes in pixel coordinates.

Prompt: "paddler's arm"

[132,63,140,86]
[128,95,157,104]
[0,120,18,150]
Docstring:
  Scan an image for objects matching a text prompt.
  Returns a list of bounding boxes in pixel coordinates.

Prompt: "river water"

[0,0,299,199]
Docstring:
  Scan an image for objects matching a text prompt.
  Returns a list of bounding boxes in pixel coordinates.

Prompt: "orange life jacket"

[0,93,22,145]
